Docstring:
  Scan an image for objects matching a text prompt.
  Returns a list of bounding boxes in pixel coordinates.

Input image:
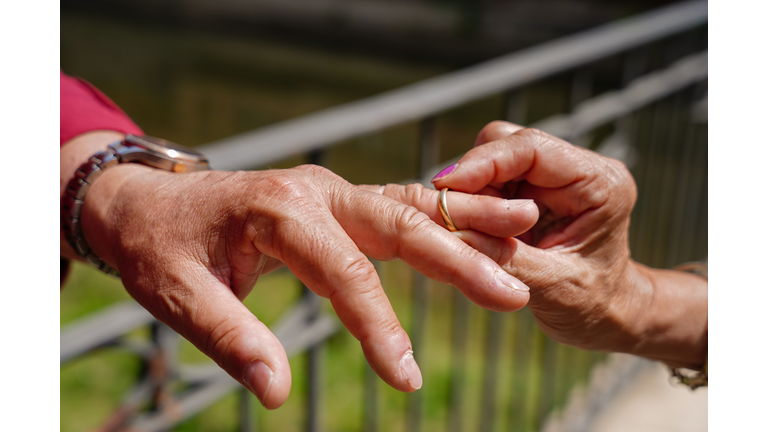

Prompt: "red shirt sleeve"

[60,70,144,146]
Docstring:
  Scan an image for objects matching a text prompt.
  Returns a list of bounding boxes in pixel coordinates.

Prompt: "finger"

[450,229,557,302]
[252,192,423,393]
[331,187,530,313]
[433,128,576,193]
[474,120,525,147]
[123,267,292,409]
[433,128,632,216]
[359,183,538,238]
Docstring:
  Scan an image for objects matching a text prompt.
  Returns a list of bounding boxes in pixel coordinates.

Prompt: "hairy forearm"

[627,261,708,369]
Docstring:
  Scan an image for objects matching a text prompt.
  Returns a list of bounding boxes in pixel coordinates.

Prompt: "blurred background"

[60,1,707,431]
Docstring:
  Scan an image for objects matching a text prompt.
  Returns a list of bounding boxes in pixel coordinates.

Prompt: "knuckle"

[294,163,329,177]
[519,127,570,151]
[360,318,404,349]
[340,254,378,287]
[602,157,638,213]
[519,127,549,142]
[204,317,242,365]
[294,164,346,187]
[395,204,432,236]
[263,172,308,202]
[402,183,430,208]
[481,120,512,135]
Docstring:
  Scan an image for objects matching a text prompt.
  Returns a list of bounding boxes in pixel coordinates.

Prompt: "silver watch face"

[126,135,207,158]
[122,135,210,172]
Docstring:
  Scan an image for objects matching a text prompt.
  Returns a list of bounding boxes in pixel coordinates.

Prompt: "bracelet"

[668,260,708,389]
[61,143,122,277]
[670,356,708,390]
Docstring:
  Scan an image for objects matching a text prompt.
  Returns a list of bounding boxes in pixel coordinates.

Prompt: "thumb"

[125,268,292,409]
[449,229,556,295]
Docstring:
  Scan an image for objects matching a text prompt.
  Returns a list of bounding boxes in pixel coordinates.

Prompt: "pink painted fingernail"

[400,350,423,390]
[498,271,530,291]
[244,360,274,404]
[432,164,458,182]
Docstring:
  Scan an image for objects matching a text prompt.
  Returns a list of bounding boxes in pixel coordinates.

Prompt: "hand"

[61,132,537,408]
[431,122,707,368]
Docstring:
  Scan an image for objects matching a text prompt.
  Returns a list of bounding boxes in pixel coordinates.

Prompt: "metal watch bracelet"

[61,143,123,277]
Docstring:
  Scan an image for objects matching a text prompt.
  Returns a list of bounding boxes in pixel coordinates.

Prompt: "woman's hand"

[61,131,538,408]
[431,122,707,369]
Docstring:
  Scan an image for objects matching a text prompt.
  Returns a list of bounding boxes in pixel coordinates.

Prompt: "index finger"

[434,128,594,192]
[432,128,632,217]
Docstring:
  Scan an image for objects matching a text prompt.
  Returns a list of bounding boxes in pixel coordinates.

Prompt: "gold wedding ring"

[438,188,458,232]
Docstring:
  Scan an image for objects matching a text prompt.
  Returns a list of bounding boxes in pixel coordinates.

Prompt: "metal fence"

[60,1,708,431]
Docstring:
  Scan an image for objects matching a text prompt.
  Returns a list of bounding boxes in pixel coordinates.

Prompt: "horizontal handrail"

[198,0,707,171]
[60,294,338,364]
[532,51,707,139]
[60,302,154,363]
[401,50,707,187]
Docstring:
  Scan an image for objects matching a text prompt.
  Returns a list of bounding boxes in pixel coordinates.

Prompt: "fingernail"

[510,199,535,209]
[244,360,274,404]
[431,164,458,183]
[400,350,423,390]
[497,271,530,291]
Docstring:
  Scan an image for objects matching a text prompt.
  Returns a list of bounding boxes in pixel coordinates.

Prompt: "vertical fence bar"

[364,363,379,432]
[569,67,595,147]
[302,284,323,432]
[680,122,707,262]
[479,311,506,432]
[406,271,430,432]
[536,336,561,427]
[622,47,649,85]
[570,67,594,110]
[419,116,440,176]
[240,387,257,432]
[448,292,470,432]
[407,116,439,432]
[306,149,326,432]
[150,322,179,411]
[503,89,528,125]
[507,308,535,432]
[364,260,383,432]
[649,93,681,267]
[550,343,567,415]
[634,99,665,265]
[666,87,697,265]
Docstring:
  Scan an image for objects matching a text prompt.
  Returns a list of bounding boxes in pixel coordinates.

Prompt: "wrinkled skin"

[433,122,707,368]
[61,131,538,408]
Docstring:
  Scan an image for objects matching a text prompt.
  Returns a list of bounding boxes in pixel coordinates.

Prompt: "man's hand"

[61,131,537,408]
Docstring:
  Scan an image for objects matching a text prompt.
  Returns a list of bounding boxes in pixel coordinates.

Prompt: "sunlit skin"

[432,121,707,370]
[60,131,537,409]
[61,122,706,410]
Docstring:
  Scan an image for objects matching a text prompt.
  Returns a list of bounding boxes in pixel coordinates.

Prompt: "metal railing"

[60,2,708,431]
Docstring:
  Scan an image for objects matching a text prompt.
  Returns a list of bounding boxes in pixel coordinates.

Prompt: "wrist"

[625,261,708,369]
[61,132,210,275]
[80,163,164,272]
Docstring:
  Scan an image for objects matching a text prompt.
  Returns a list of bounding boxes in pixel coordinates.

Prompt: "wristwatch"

[61,134,210,277]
